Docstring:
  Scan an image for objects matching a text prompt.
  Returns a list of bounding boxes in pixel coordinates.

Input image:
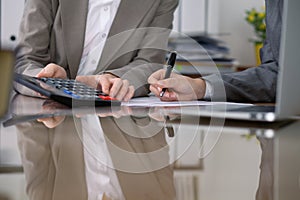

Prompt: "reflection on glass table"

[0,94,300,200]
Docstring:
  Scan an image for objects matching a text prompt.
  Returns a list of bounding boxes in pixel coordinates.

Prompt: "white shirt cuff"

[203,80,213,99]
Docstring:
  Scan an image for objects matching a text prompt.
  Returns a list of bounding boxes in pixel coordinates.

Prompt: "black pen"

[160,51,177,97]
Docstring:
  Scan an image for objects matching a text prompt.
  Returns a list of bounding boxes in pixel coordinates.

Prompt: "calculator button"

[63,89,73,95]
[40,78,47,82]
[71,94,80,99]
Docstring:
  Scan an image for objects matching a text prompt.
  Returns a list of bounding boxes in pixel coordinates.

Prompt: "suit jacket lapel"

[97,0,156,73]
[60,0,88,78]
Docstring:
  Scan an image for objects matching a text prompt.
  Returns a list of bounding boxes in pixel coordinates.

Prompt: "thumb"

[37,67,55,78]
[37,64,66,78]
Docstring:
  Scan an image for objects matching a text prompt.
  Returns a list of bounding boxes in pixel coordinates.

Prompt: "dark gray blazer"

[203,0,283,103]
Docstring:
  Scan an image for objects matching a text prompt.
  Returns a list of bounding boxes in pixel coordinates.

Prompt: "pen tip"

[159,91,164,97]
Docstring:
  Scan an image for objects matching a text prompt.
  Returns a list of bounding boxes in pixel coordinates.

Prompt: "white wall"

[0,0,24,50]
[173,0,219,34]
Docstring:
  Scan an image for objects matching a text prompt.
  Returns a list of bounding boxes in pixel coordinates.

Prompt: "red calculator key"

[98,95,117,101]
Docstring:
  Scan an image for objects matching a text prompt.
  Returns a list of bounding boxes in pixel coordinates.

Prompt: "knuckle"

[123,79,129,85]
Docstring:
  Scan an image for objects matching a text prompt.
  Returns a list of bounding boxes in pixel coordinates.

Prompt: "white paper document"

[121,96,252,107]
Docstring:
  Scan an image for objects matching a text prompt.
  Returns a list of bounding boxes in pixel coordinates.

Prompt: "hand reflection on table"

[16,111,175,200]
[148,107,180,122]
[36,100,134,129]
[36,100,67,128]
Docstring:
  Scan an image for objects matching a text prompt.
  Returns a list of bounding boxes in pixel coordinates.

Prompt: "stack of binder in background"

[168,33,238,77]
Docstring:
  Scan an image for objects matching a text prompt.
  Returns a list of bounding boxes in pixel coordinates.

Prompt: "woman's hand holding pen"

[148,69,206,101]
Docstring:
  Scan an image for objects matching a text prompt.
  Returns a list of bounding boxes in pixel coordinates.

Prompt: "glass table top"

[0,94,299,200]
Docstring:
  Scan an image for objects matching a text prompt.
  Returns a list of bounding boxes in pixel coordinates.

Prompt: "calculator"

[14,73,121,107]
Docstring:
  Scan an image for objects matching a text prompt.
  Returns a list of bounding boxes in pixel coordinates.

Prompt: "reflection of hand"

[76,74,134,101]
[148,107,179,122]
[148,107,178,138]
[75,106,133,119]
[148,69,206,101]
[148,107,166,122]
[37,101,67,128]
[36,63,67,79]
[37,116,65,129]
[97,106,133,118]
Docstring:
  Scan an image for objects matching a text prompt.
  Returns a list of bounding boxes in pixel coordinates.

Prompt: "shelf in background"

[174,60,239,77]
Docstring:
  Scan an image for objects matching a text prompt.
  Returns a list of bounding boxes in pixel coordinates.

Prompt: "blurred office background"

[0,0,265,66]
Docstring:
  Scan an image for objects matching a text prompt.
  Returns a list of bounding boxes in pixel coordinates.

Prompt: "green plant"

[245,7,266,44]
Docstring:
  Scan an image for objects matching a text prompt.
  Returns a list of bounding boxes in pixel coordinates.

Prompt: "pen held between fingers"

[159,89,167,97]
[159,51,177,97]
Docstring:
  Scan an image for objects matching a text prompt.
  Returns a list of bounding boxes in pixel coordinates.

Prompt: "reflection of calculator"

[14,73,121,107]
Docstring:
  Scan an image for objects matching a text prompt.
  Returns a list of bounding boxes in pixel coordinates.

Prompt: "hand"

[96,106,133,118]
[148,107,180,122]
[36,100,67,128]
[36,63,67,79]
[37,116,65,129]
[76,74,135,101]
[33,63,67,98]
[148,69,206,101]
